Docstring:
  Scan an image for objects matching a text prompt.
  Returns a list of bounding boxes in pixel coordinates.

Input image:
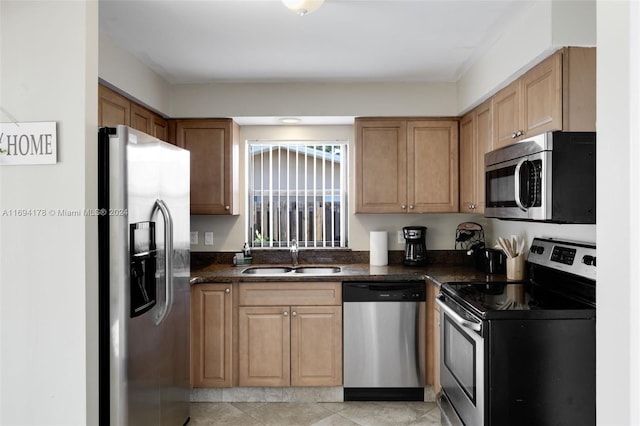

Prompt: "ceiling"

[99,0,535,85]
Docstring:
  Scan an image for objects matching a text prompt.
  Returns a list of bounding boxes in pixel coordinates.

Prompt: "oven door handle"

[436,295,482,332]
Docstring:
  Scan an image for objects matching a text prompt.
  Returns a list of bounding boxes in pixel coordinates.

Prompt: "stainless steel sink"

[293,266,342,274]
[241,266,342,275]
[242,266,293,274]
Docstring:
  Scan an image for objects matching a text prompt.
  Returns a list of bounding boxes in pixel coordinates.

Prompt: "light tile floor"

[190,401,441,426]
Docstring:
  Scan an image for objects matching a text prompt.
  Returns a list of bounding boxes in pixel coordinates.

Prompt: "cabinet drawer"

[239,282,341,306]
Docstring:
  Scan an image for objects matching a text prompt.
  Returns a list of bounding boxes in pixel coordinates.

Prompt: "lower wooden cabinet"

[191,284,233,388]
[290,306,342,386]
[238,306,291,387]
[238,282,342,387]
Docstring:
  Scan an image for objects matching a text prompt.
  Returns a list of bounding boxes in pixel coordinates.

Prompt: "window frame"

[245,139,348,249]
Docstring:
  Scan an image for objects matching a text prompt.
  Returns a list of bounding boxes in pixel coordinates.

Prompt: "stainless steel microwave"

[484,131,596,223]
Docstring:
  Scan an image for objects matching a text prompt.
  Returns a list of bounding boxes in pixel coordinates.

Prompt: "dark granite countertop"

[190,262,512,286]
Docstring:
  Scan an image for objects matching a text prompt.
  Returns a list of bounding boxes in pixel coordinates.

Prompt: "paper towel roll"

[370,231,388,266]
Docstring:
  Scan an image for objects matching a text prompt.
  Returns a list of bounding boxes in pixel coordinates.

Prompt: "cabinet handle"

[401,204,407,209]
[511,132,518,139]
[283,311,289,317]
[468,204,474,209]
[291,311,297,317]
[409,205,414,210]
[225,288,230,294]
[224,205,230,211]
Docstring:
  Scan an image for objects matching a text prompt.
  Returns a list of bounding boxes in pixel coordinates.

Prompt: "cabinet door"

[290,306,342,387]
[474,100,492,214]
[239,306,290,387]
[521,52,562,137]
[492,80,521,149]
[191,284,233,388]
[130,103,152,134]
[408,120,459,212]
[175,119,239,215]
[458,112,475,213]
[98,84,130,127]
[152,115,168,141]
[355,119,407,213]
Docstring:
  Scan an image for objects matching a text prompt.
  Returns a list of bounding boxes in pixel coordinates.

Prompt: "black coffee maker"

[403,226,427,266]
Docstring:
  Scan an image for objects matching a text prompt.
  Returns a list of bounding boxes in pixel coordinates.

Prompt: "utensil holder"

[506,254,525,280]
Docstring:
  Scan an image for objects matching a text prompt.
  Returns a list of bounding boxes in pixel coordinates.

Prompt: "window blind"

[248,141,348,248]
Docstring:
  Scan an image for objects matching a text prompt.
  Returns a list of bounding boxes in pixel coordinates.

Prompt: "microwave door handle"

[436,296,482,332]
[514,159,528,212]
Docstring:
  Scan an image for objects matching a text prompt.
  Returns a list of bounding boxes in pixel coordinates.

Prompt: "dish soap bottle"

[243,242,252,264]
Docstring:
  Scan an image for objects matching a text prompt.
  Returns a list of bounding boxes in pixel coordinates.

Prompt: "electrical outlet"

[397,230,404,244]
[190,231,198,245]
[204,232,214,246]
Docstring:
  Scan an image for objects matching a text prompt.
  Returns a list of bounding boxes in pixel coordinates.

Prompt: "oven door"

[484,151,550,220]
[437,294,484,426]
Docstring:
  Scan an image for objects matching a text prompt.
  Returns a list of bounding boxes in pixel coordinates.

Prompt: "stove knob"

[582,255,595,266]
[532,246,545,255]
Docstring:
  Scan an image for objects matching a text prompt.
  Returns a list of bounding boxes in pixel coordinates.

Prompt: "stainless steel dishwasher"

[343,281,426,401]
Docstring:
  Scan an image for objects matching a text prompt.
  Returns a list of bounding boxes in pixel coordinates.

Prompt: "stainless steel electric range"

[436,237,596,426]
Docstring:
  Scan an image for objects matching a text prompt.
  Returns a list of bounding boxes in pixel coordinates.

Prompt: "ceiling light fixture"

[281,0,324,16]
[279,117,301,124]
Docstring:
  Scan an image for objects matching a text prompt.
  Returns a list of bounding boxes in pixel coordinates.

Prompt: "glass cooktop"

[441,281,595,320]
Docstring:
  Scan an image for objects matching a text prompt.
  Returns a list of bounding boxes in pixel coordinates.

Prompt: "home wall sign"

[0,122,57,165]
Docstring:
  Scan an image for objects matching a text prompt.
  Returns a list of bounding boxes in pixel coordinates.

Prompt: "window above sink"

[247,141,349,250]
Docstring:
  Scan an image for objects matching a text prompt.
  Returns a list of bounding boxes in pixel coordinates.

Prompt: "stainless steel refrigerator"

[98,125,190,425]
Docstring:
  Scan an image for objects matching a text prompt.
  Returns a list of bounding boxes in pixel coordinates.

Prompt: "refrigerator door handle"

[151,199,174,326]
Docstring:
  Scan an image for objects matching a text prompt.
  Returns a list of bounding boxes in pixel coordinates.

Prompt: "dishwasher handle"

[343,282,426,302]
[436,294,482,332]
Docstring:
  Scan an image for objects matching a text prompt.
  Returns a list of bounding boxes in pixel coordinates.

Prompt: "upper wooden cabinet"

[459,100,492,213]
[493,47,596,148]
[130,103,169,141]
[98,84,169,141]
[98,84,130,127]
[173,119,240,215]
[355,118,459,213]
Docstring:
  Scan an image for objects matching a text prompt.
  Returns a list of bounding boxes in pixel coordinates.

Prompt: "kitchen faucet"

[290,239,299,266]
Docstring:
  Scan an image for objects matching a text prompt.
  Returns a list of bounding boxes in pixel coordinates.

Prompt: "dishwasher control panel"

[343,282,426,302]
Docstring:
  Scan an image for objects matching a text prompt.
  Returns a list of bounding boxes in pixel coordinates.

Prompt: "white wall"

[0,1,99,425]
[457,0,596,114]
[170,82,458,118]
[99,31,172,116]
[596,2,640,424]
